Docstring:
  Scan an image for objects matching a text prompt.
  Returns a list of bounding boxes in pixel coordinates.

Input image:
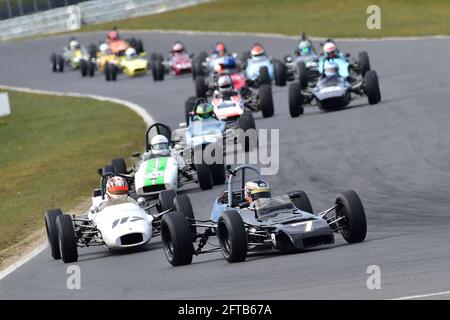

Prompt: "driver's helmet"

[150,135,170,156]
[244,180,271,203]
[323,41,337,58]
[172,41,185,54]
[99,43,111,55]
[105,176,128,201]
[217,73,233,94]
[298,40,312,56]
[69,40,80,51]
[324,59,339,78]
[125,47,137,58]
[250,44,266,58]
[214,42,227,57]
[196,102,214,120]
[107,30,119,42]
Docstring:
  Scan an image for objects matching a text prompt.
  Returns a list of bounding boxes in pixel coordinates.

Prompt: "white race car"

[44,169,181,263]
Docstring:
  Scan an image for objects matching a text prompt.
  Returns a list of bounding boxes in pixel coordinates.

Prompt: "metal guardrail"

[0,0,210,41]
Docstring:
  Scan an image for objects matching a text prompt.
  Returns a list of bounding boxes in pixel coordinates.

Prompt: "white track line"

[391,291,450,300]
[0,84,154,280]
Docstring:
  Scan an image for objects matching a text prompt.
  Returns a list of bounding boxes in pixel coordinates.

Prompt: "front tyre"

[161,211,194,266]
[44,208,63,259]
[335,190,367,243]
[259,84,274,118]
[56,214,78,263]
[364,70,381,105]
[195,163,213,190]
[158,189,177,213]
[288,82,304,117]
[174,195,197,239]
[290,190,313,213]
[218,210,247,263]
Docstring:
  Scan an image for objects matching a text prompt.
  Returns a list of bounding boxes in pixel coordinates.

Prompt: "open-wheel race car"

[50,38,96,76]
[160,165,367,266]
[149,41,194,82]
[44,168,186,263]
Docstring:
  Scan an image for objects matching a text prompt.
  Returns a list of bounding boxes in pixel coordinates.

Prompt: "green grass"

[0,90,145,252]
[81,0,450,38]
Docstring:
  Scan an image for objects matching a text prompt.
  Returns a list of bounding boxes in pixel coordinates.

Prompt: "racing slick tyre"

[56,214,78,263]
[273,59,287,87]
[192,57,204,80]
[184,96,196,124]
[218,210,247,263]
[259,66,271,85]
[44,208,63,259]
[290,190,313,213]
[135,39,144,55]
[88,61,95,77]
[51,53,58,72]
[195,75,208,98]
[57,55,64,72]
[335,190,367,243]
[237,111,257,152]
[259,84,274,118]
[152,58,164,81]
[174,195,197,240]
[105,62,111,81]
[195,163,214,190]
[358,51,371,76]
[161,211,194,266]
[158,190,177,213]
[80,60,88,77]
[297,61,308,89]
[288,82,305,117]
[111,158,127,174]
[364,70,381,105]
[210,163,226,185]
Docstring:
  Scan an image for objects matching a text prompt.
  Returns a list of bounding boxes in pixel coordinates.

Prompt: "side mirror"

[289,192,301,199]
[239,202,250,209]
[132,152,140,158]
[137,197,146,206]
[179,122,187,128]
[97,168,103,175]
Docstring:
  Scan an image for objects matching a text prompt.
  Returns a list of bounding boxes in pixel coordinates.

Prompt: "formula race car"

[50,38,96,76]
[110,123,226,200]
[44,169,182,263]
[160,165,367,266]
[149,42,194,82]
[242,43,286,87]
[177,97,257,153]
[288,61,381,117]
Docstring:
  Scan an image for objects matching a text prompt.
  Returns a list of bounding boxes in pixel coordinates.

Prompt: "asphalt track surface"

[1,32,450,300]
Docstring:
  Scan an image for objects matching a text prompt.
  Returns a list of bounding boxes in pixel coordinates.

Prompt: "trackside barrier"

[0,0,210,41]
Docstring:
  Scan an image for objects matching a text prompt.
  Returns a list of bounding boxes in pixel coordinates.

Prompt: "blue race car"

[160,164,367,266]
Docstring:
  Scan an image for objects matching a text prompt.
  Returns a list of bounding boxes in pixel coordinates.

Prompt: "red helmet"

[250,44,265,58]
[105,176,128,200]
[215,43,227,57]
[108,31,119,41]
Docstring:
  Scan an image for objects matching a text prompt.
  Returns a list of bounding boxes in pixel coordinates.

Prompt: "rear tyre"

[335,190,367,243]
[288,82,304,117]
[111,158,126,174]
[273,59,287,87]
[290,190,313,213]
[104,62,111,81]
[174,195,197,239]
[110,64,118,81]
[88,61,95,77]
[195,75,208,98]
[152,58,164,81]
[161,211,194,266]
[44,208,63,259]
[192,58,204,80]
[358,51,371,76]
[237,111,257,152]
[51,53,58,72]
[218,210,247,263]
[80,60,88,77]
[56,214,78,263]
[195,163,213,190]
[259,84,274,118]
[364,70,381,105]
[259,66,271,85]
[297,61,308,89]
[57,55,64,72]
[158,190,177,213]
[210,163,226,185]
[184,96,196,124]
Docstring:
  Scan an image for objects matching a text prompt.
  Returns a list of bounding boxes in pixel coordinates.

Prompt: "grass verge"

[81,0,450,38]
[0,90,145,256]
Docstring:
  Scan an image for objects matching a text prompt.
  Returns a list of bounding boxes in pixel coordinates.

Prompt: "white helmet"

[125,47,137,58]
[323,42,337,58]
[150,135,170,156]
[324,60,339,78]
[105,176,129,201]
[69,40,80,51]
[218,74,233,93]
[99,43,110,54]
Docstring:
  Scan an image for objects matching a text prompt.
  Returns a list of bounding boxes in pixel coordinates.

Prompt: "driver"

[244,180,272,204]
[107,29,120,43]
[105,176,129,201]
[99,43,111,55]
[125,47,137,59]
[214,73,236,99]
[69,39,81,51]
[214,42,227,57]
[142,135,170,160]
[195,102,216,120]
[323,41,338,59]
[250,44,267,59]
[172,41,186,55]
[296,39,314,57]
